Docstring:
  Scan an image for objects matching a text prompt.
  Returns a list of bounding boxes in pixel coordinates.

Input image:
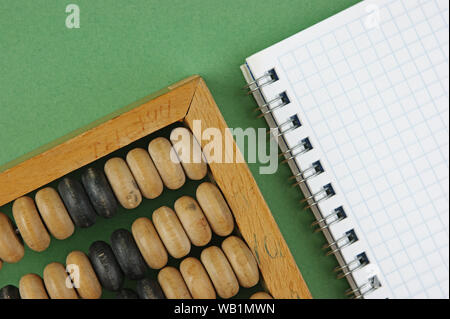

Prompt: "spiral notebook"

[241,0,449,299]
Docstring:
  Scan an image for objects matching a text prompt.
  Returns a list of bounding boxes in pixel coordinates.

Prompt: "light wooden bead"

[180,257,216,299]
[104,157,142,209]
[222,236,259,288]
[126,148,164,199]
[19,274,49,299]
[200,246,239,299]
[0,212,24,263]
[174,196,212,247]
[13,197,51,252]
[35,187,74,240]
[132,217,168,269]
[152,206,191,259]
[196,182,234,237]
[158,266,192,299]
[43,262,78,299]
[66,251,102,299]
[170,127,207,180]
[148,137,185,190]
[250,292,273,299]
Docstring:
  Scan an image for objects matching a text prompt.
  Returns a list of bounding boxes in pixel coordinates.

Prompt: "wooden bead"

[170,127,207,180]
[250,292,273,299]
[148,137,185,190]
[82,167,118,219]
[152,206,191,259]
[157,267,192,299]
[58,177,97,228]
[174,196,212,247]
[104,157,142,209]
[136,277,165,299]
[19,273,49,299]
[0,285,20,299]
[0,212,24,263]
[116,288,138,299]
[43,262,78,299]
[66,251,102,299]
[126,148,164,199]
[222,236,259,288]
[180,257,216,299]
[110,229,147,280]
[88,241,124,291]
[200,246,239,299]
[131,217,168,269]
[196,182,234,237]
[35,187,75,240]
[12,197,51,252]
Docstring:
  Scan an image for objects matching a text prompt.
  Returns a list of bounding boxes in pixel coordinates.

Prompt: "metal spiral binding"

[289,160,323,186]
[268,114,301,138]
[280,137,312,164]
[255,92,290,118]
[311,206,347,233]
[244,68,279,94]
[245,68,381,298]
[334,252,369,279]
[322,229,358,256]
[346,275,382,299]
[300,183,335,209]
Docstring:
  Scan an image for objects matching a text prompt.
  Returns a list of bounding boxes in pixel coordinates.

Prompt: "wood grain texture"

[0,76,200,207]
[250,292,273,299]
[184,78,312,299]
[0,212,24,263]
[180,257,216,299]
[0,75,310,298]
[132,217,168,270]
[19,273,49,299]
[43,262,78,299]
[222,236,260,288]
[158,266,192,299]
[35,187,75,240]
[66,251,102,299]
[200,246,239,299]
[12,197,51,252]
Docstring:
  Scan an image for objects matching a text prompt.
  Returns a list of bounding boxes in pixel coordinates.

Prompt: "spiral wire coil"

[245,68,381,298]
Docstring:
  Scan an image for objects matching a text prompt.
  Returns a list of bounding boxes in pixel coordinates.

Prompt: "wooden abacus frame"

[0,75,311,299]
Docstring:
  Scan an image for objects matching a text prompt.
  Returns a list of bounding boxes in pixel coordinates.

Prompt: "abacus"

[0,76,311,299]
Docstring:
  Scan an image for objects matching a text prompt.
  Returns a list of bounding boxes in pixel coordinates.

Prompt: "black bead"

[0,285,20,299]
[136,277,165,299]
[88,241,124,292]
[110,229,147,280]
[58,177,97,228]
[82,167,118,219]
[115,288,139,299]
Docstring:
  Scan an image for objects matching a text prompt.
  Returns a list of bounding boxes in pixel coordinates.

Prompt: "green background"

[0,0,360,298]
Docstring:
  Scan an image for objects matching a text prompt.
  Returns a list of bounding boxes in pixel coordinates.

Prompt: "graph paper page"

[246,0,449,298]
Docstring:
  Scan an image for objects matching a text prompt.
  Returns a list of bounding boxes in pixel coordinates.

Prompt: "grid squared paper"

[245,0,449,298]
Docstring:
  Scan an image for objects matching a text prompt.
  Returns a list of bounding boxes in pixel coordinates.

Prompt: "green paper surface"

[0,0,361,298]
